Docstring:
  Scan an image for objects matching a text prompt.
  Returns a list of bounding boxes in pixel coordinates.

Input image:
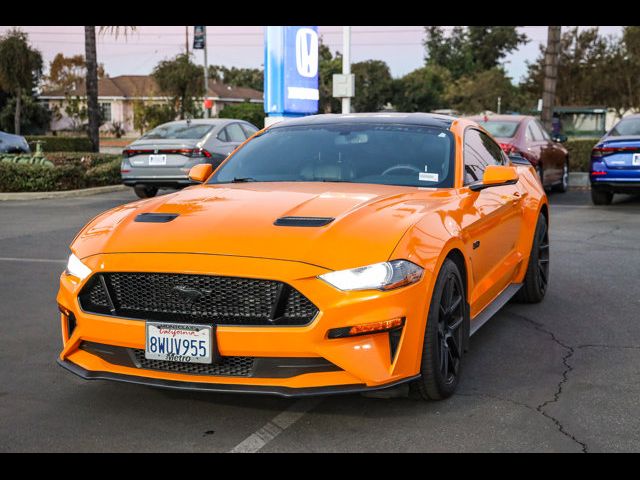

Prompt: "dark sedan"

[0,131,30,154]
[469,115,569,193]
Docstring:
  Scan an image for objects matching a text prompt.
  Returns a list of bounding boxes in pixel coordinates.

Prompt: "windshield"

[209,123,455,188]
[140,123,214,140]
[609,117,640,136]
[477,121,520,138]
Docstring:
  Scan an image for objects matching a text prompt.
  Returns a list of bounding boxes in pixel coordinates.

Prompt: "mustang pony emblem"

[171,285,210,302]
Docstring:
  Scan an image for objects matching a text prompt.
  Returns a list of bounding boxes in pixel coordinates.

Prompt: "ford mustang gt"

[57,113,550,400]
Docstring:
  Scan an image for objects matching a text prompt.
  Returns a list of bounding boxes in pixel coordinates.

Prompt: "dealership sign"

[264,26,319,118]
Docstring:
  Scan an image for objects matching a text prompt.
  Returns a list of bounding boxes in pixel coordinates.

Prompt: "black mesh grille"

[88,280,109,307]
[133,349,254,376]
[79,272,318,326]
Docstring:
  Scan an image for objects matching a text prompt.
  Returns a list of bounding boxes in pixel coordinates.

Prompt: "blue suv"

[590,114,640,205]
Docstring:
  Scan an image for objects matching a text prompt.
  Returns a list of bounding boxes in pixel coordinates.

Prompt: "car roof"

[159,119,247,127]
[467,114,532,123]
[269,112,456,129]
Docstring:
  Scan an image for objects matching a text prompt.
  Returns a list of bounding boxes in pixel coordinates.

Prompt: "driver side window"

[464,129,503,185]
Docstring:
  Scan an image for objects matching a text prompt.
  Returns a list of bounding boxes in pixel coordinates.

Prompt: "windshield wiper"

[231,177,257,183]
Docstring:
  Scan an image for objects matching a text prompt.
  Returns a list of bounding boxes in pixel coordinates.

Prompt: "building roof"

[40,74,263,102]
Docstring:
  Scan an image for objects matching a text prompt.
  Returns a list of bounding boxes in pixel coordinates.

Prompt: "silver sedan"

[121,118,259,198]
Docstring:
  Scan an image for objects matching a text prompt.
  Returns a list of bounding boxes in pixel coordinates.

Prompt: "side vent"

[135,213,179,223]
[274,216,334,227]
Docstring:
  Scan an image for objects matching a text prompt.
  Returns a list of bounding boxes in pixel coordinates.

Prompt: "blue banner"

[264,26,319,117]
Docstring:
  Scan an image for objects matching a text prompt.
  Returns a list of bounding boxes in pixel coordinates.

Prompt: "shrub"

[85,159,121,186]
[0,162,86,192]
[566,137,599,172]
[45,152,120,167]
[0,153,122,192]
[24,135,93,152]
[218,102,264,128]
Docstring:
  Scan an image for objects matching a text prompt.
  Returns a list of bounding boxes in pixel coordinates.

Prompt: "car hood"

[72,182,455,271]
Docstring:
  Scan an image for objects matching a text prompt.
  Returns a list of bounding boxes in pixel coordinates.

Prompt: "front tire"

[412,258,466,401]
[591,188,613,205]
[134,184,158,199]
[514,214,549,303]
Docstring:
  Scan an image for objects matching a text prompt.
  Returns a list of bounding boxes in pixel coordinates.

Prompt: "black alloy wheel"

[413,259,466,400]
[514,214,549,303]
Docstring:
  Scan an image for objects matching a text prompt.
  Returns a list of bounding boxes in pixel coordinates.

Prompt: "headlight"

[65,253,91,280]
[319,259,423,291]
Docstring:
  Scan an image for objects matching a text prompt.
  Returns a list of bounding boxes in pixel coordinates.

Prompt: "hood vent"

[135,213,179,223]
[274,216,334,227]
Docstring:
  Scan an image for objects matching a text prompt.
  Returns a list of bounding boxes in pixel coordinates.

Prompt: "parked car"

[121,119,259,198]
[58,113,550,400]
[590,114,640,205]
[0,131,30,154]
[468,115,569,193]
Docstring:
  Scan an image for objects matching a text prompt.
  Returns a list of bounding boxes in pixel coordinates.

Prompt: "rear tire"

[553,159,569,193]
[412,258,467,401]
[514,214,549,303]
[134,184,158,199]
[591,188,613,205]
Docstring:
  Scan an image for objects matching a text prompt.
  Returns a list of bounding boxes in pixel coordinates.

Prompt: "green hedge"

[25,135,93,153]
[0,155,122,192]
[566,138,599,172]
[45,152,121,167]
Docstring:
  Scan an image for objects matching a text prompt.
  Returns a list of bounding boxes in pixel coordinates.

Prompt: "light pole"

[342,26,351,114]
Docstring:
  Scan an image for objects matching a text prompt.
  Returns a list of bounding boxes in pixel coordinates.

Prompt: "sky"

[0,26,625,85]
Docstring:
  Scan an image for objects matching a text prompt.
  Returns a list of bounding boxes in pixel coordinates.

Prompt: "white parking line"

[229,397,322,453]
[0,257,66,264]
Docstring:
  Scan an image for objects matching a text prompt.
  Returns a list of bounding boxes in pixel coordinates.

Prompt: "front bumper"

[57,253,432,395]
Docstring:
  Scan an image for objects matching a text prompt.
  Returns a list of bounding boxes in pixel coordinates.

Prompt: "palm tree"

[84,26,136,152]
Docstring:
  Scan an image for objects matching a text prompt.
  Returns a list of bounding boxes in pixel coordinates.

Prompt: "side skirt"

[469,283,523,336]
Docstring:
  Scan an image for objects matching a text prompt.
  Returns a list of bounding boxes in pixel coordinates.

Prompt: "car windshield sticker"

[419,172,439,182]
[438,132,446,137]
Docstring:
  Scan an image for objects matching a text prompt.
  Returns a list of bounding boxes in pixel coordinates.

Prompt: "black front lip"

[57,358,420,398]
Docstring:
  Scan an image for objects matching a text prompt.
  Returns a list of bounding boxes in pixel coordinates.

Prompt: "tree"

[218,102,265,127]
[0,95,50,135]
[84,26,135,152]
[44,53,105,92]
[318,42,342,113]
[351,60,393,112]
[133,100,176,135]
[424,26,528,80]
[444,68,527,114]
[392,65,451,112]
[152,54,205,119]
[0,28,43,135]
[209,66,263,91]
[522,27,633,117]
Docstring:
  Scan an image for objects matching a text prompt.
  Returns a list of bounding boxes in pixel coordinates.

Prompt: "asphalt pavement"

[1,188,639,452]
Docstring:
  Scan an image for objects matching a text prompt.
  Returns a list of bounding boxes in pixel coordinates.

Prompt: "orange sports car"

[57,113,549,400]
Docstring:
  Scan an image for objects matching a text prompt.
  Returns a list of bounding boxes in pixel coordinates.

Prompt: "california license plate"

[148,154,166,166]
[145,322,213,364]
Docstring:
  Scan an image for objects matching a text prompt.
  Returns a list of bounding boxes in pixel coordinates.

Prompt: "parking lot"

[1,188,639,452]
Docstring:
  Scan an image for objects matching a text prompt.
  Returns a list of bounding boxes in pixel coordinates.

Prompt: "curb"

[569,172,589,189]
[0,184,127,201]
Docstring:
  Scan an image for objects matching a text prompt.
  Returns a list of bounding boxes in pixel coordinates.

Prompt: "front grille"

[79,272,318,326]
[133,349,254,376]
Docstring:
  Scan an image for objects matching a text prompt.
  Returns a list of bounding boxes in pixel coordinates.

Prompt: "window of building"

[99,102,112,123]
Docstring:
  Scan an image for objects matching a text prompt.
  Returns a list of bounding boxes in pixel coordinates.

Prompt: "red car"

[469,115,570,192]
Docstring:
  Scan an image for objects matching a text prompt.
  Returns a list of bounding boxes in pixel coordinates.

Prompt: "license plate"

[145,322,213,364]
[633,153,640,166]
[148,154,166,166]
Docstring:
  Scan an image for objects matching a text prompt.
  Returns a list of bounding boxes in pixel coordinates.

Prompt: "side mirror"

[552,133,568,143]
[469,165,519,192]
[189,163,213,183]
